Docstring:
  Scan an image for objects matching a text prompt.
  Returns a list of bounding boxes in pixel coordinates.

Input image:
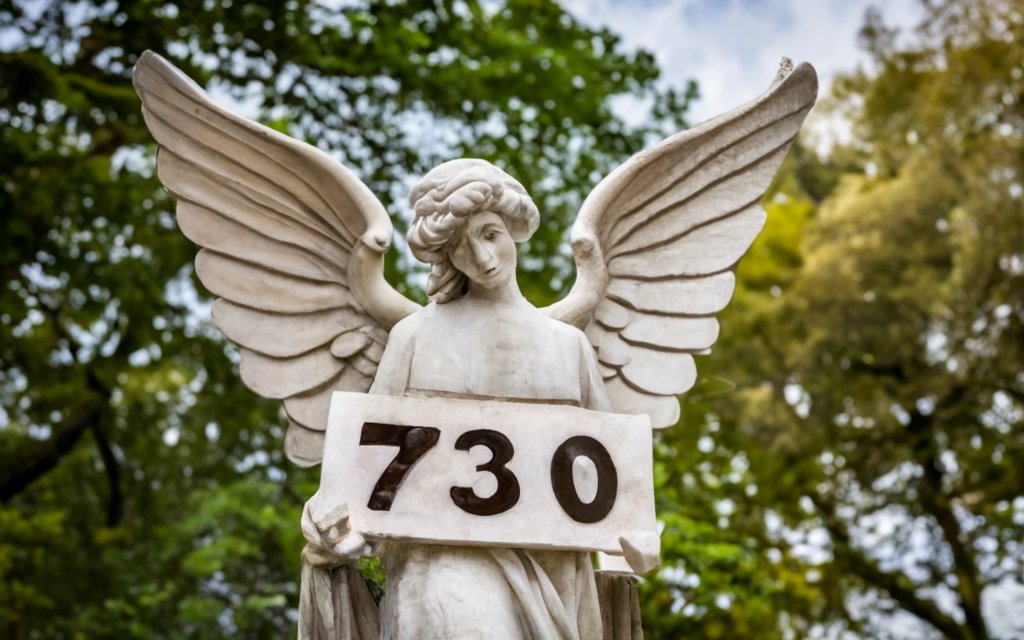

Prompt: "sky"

[563,0,926,146]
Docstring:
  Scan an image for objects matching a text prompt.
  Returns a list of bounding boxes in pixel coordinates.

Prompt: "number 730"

[359,422,619,524]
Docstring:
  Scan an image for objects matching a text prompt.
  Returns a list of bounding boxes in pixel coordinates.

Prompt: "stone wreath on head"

[406,159,540,303]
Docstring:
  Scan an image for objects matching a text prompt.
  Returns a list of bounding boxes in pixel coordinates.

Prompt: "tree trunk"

[0,396,103,501]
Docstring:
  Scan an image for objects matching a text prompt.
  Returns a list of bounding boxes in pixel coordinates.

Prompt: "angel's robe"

[368,296,609,640]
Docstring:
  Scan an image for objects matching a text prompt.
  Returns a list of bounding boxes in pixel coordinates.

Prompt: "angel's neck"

[465,279,524,305]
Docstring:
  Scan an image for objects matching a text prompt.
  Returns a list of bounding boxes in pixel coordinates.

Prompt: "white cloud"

[565,0,924,142]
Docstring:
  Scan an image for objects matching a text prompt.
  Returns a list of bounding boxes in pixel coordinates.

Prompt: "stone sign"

[317,392,659,572]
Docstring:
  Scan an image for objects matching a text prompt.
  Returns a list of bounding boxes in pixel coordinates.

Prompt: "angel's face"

[448,211,517,290]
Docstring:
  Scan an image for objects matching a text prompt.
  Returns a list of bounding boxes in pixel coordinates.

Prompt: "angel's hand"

[300,494,376,567]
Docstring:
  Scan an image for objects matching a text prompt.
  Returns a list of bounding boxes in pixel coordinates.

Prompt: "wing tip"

[132,49,163,89]
[132,49,207,105]
[773,58,819,103]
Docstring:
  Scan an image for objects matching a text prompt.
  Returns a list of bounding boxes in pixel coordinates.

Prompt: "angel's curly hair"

[407,159,539,303]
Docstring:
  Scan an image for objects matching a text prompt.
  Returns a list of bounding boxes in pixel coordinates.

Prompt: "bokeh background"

[1,0,1022,638]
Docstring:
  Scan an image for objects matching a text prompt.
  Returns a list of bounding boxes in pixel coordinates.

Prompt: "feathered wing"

[546,60,818,428]
[133,51,420,466]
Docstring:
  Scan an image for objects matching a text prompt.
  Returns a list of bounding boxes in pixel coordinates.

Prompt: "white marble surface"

[317,392,660,573]
[134,50,818,639]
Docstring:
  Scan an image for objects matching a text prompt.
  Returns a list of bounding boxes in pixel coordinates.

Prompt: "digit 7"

[359,422,441,511]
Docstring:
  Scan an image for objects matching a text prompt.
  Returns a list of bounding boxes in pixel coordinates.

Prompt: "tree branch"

[82,367,122,527]
[811,495,969,640]
[906,405,989,640]
[34,301,123,524]
[0,396,103,502]
[1001,387,1024,406]
[90,420,122,527]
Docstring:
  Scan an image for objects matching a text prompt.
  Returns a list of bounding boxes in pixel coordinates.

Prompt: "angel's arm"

[579,331,612,412]
[367,314,418,397]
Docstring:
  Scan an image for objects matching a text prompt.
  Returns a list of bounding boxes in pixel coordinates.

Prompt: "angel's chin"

[469,268,508,289]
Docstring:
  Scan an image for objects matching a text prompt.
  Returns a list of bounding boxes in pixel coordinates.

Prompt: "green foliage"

[640,172,842,639]
[0,0,692,637]
[644,1,1024,638]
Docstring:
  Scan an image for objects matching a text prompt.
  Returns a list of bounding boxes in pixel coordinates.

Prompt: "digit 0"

[550,436,618,523]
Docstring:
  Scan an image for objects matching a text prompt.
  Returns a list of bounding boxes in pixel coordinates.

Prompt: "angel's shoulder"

[386,303,434,342]
[540,312,583,336]
[533,308,591,349]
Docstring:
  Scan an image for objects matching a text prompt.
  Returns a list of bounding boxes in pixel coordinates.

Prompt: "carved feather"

[605,273,736,315]
[211,301,368,359]
[285,421,326,468]
[607,207,767,278]
[134,50,419,465]
[284,367,373,436]
[547,60,818,428]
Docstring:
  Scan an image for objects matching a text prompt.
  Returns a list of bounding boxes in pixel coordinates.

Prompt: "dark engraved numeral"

[359,422,441,511]
[450,429,521,516]
[550,435,618,523]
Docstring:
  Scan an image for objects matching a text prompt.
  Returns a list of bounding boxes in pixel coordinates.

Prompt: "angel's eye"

[484,230,499,240]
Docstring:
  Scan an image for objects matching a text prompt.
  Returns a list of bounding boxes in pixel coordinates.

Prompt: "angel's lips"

[471,265,505,286]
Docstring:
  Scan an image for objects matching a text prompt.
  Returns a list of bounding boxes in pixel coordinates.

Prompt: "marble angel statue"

[133,50,817,639]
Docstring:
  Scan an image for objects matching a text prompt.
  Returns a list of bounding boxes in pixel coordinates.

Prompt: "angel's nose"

[471,238,494,267]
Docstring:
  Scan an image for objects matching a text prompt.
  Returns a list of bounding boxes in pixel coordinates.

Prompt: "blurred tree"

[643,1,1023,638]
[639,143,850,640]
[0,0,694,637]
